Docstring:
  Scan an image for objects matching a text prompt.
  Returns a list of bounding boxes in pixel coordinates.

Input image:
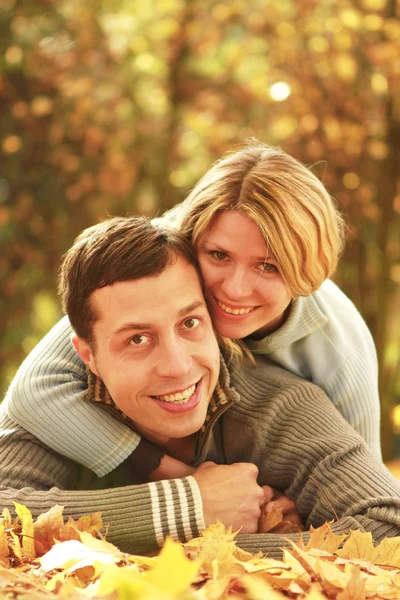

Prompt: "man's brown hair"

[58,216,200,344]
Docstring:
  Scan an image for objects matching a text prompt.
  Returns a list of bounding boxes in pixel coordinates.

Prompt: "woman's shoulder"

[310,279,375,348]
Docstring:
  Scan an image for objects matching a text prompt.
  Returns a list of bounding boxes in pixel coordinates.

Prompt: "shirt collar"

[84,353,240,431]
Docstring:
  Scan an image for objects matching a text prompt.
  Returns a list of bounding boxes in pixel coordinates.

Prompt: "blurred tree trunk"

[376,98,400,460]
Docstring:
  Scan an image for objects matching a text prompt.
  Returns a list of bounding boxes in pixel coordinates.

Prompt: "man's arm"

[0,409,204,555]
[226,363,400,557]
[0,410,269,553]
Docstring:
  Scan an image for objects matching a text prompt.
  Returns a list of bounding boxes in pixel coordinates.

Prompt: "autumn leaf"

[9,531,23,564]
[0,525,9,566]
[143,537,200,596]
[336,529,379,563]
[1,508,12,531]
[241,574,288,600]
[336,565,366,600]
[184,521,241,579]
[66,512,103,535]
[371,535,400,568]
[93,562,146,599]
[33,504,65,556]
[13,502,35,560]
[304,521,348,554]
[258,507,284,533]
[39,538,123,576]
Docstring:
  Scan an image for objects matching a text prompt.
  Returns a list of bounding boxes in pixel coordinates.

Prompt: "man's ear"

[71,334,99,376]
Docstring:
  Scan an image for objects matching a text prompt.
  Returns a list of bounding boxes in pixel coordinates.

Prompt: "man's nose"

[155,338,193,379]
[221,266,255,299]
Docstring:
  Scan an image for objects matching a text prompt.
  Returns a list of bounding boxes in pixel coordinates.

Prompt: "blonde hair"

[165,141,345,298]
[161,141,346,363]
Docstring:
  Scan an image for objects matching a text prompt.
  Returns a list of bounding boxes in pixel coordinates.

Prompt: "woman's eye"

[183,318,200,329]
[212,251,227,261]
[260,262,278,273]
[129,334,150,346]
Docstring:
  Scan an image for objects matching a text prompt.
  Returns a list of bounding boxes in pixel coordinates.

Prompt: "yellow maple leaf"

[143,537,200,597]
[315,558,352,590]
[13,502,35,560]
[77,530,122,557]
[241,574,288,600]
[372,535,400,568]
[94,562,144,598]
[336,529,379,563]
[184,521,241,579]
[336,565,366,600]
[257,549,310,593]
[304,522,348,554]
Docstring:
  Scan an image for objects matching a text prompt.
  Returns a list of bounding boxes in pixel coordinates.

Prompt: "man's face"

[74,256,220,445]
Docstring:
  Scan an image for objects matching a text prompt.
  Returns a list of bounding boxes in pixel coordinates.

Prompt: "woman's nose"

[221,266,255,299]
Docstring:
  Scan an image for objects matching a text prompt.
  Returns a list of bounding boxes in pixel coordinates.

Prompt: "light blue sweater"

[4,279,381,476]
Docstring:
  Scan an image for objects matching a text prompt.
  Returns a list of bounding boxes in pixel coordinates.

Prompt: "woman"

[5,142,381,483]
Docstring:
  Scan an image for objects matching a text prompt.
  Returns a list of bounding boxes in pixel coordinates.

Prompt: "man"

[1,216,400,558]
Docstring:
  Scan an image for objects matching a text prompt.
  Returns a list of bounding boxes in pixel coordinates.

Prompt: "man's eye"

[183,318,200,329]
[212,251,227,261]
[260,262,278,273]
[129,334,150,346]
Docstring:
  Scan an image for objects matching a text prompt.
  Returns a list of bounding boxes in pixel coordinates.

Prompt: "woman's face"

[197,211,292,340]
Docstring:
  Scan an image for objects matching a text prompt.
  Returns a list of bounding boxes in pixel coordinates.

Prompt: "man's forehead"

[91,258,207,330]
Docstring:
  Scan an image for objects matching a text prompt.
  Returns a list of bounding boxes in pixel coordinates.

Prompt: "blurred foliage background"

[0,0,399,458]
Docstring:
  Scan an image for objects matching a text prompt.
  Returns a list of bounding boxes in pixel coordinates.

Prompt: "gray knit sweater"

[1,357,399,557]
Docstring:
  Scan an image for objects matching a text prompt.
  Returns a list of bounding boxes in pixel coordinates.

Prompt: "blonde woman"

[5,143,380,486]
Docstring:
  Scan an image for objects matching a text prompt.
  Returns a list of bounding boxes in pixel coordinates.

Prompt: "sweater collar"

[245,292,328,354]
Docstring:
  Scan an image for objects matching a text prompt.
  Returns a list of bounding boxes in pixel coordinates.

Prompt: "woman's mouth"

[216,299,256,316]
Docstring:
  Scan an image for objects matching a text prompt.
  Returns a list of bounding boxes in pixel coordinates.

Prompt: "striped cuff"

[148,476,205,547]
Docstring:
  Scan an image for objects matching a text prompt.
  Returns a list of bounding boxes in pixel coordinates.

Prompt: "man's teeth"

[155,384,196,404]
[217,301,253,315]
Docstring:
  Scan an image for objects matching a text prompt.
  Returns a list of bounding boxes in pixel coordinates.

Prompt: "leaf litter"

[1,505,400,598]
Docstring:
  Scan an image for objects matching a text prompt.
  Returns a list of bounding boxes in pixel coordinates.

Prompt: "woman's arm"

[324,342,381,459]
[5,317,141,477]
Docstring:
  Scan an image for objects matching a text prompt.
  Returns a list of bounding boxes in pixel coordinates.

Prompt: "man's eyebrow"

[114,322,152,335]
[178,300,207,317]
[113,301,207,336]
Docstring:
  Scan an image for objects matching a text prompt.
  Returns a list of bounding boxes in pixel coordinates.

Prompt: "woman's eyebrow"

[201,240,274,261]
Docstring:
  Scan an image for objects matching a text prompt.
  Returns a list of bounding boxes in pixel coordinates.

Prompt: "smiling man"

[2,216,400,557]
[72,256,219,448]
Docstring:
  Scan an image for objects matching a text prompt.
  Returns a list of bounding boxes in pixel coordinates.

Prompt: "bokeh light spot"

[269,82,291,101]
[3,135,22,153]
[343,172,360,189]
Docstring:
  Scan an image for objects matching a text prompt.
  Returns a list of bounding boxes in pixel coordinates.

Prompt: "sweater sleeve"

[0,410,205,555]
[324,343,381,460]
[4,316,140,477]
[227,366,400,558]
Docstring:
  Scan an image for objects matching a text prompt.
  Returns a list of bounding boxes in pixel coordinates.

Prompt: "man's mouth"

[152,383,198,405]
[217,299,255,315]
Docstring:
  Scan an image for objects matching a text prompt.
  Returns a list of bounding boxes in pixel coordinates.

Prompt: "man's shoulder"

[229,356,327,405]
